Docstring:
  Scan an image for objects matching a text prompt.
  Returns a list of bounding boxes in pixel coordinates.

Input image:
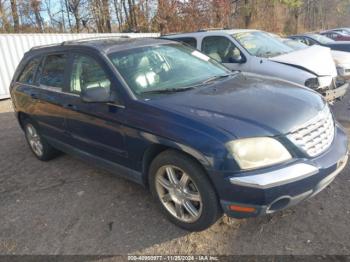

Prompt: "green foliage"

[280,0,303,8]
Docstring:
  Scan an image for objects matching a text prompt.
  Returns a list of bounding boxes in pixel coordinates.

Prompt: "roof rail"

[30,43,60,51]
[161,32,187,36]
[61,35,130,45]
[197,27,231,32]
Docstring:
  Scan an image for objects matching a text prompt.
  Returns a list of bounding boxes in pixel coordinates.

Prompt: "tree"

[10,0,20,32]
[114,0,124,31]
[30,0,44,32]
[67,0,82,32]
[0,0,10,32]
[89,0,112,32]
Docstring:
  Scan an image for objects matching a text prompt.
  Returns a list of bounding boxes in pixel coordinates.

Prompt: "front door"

[200,35,249,72]
[63,52,128,166]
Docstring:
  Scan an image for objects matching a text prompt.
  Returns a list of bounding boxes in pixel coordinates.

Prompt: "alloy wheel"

[25,124,43,157]
[155,165,203,223]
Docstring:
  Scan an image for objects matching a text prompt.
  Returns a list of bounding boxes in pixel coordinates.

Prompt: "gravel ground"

[0,95,349,256]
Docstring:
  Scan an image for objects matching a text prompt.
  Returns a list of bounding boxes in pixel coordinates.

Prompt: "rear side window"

[40,54,68,88]
[17,58,40,84]
[172,37,197,48]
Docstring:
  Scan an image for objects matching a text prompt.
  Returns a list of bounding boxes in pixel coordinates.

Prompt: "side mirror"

[81,86,111,103]
[228,55,246,64]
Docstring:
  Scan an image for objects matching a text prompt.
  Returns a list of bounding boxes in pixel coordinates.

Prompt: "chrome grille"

[288,106,335,157]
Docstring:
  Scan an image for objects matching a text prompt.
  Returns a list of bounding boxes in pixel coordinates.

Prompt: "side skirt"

[46,136,144,185]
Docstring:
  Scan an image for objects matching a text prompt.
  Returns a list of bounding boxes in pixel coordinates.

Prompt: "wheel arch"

[17,111,31,130]
[141,141,213,188]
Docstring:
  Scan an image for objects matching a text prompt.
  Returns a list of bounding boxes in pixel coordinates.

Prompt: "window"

[233,31,294,58]
[18,58,40,84]
[173,37,197,48]
[309,34,334,44]
[40,54,67,88]
[202,36,242,63]
[70,54,111,94]
[109,44,230,96]
[296,37,309,45]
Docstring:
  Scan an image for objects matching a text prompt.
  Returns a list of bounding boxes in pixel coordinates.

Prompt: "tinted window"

[202,36,241,63]
[70,54,111,94]
[173,37,197,48]
[40,54,67,88]
[18,58,40,84]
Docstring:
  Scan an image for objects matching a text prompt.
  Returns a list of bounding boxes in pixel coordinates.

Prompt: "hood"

[269,45,337,77]
[331,50,350,65]
[147,74,325,138]
[329,41,350,45]
[327,42,350,53]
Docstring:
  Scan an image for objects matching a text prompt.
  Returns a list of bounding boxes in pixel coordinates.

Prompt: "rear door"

[33,52,71,143]
[62,51,128,166]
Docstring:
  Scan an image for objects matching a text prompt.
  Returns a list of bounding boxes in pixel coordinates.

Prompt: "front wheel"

[149,150,222,231]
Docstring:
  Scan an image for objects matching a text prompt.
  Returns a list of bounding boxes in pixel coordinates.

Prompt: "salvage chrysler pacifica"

[10,37,349,231]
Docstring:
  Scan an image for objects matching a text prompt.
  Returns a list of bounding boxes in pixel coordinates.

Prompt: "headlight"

[336,65,350,76]
[305,78,319,89]
[226,137,292,170]
[336,66,346,76]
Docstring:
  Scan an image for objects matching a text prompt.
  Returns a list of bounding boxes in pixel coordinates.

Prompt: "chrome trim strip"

[230,163,319,189]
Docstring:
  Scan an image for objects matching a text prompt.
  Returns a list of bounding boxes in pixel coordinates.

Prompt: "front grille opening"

[288,106,334,157]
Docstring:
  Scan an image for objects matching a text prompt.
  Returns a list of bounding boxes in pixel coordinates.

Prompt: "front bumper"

[322,81,348,102]
[218,124,349,218]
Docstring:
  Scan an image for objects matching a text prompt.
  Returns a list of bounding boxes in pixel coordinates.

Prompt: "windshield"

[109,44,231,96]
[233,31,294,58]
[282,39,308,50]
[310,34,335,44]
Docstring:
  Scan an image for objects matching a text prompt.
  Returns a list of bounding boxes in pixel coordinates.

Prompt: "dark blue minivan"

[10,37,349,231]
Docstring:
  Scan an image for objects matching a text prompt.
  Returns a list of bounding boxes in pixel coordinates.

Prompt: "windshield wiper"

[202,73,235,84]
[141,73,237,95]
[141,86,196,95]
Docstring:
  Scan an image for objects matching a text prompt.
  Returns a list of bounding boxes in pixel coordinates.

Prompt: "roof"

[163,29,258,38]
[27,37,177,55]
[289,33,318,38]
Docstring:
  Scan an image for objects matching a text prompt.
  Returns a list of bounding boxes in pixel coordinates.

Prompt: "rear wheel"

[149,150,222,231]
[23,119,60,161]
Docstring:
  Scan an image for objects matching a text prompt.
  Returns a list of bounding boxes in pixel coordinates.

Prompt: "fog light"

[229,205,256,213]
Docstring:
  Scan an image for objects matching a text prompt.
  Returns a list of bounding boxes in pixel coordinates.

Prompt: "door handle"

[63,104,77,110]
[30,93,39,99]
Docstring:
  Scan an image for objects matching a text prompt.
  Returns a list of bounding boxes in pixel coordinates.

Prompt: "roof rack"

[61,35,130,45]
[161,32,187,36]
[197,27,231,32]
[30,43,60,51]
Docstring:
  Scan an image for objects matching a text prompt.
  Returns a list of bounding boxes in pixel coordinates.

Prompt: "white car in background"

[163,29,348,102]
[281,38,350,80]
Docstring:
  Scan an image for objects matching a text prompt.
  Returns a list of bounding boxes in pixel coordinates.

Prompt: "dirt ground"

[0,95,349,256]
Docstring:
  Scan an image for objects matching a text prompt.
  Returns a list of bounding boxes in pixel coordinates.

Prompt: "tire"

[23,118,60,161]
[149,149,222,231]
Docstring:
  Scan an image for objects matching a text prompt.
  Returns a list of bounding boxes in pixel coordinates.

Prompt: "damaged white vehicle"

[281,38,350,80]
[163,29,348,102]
